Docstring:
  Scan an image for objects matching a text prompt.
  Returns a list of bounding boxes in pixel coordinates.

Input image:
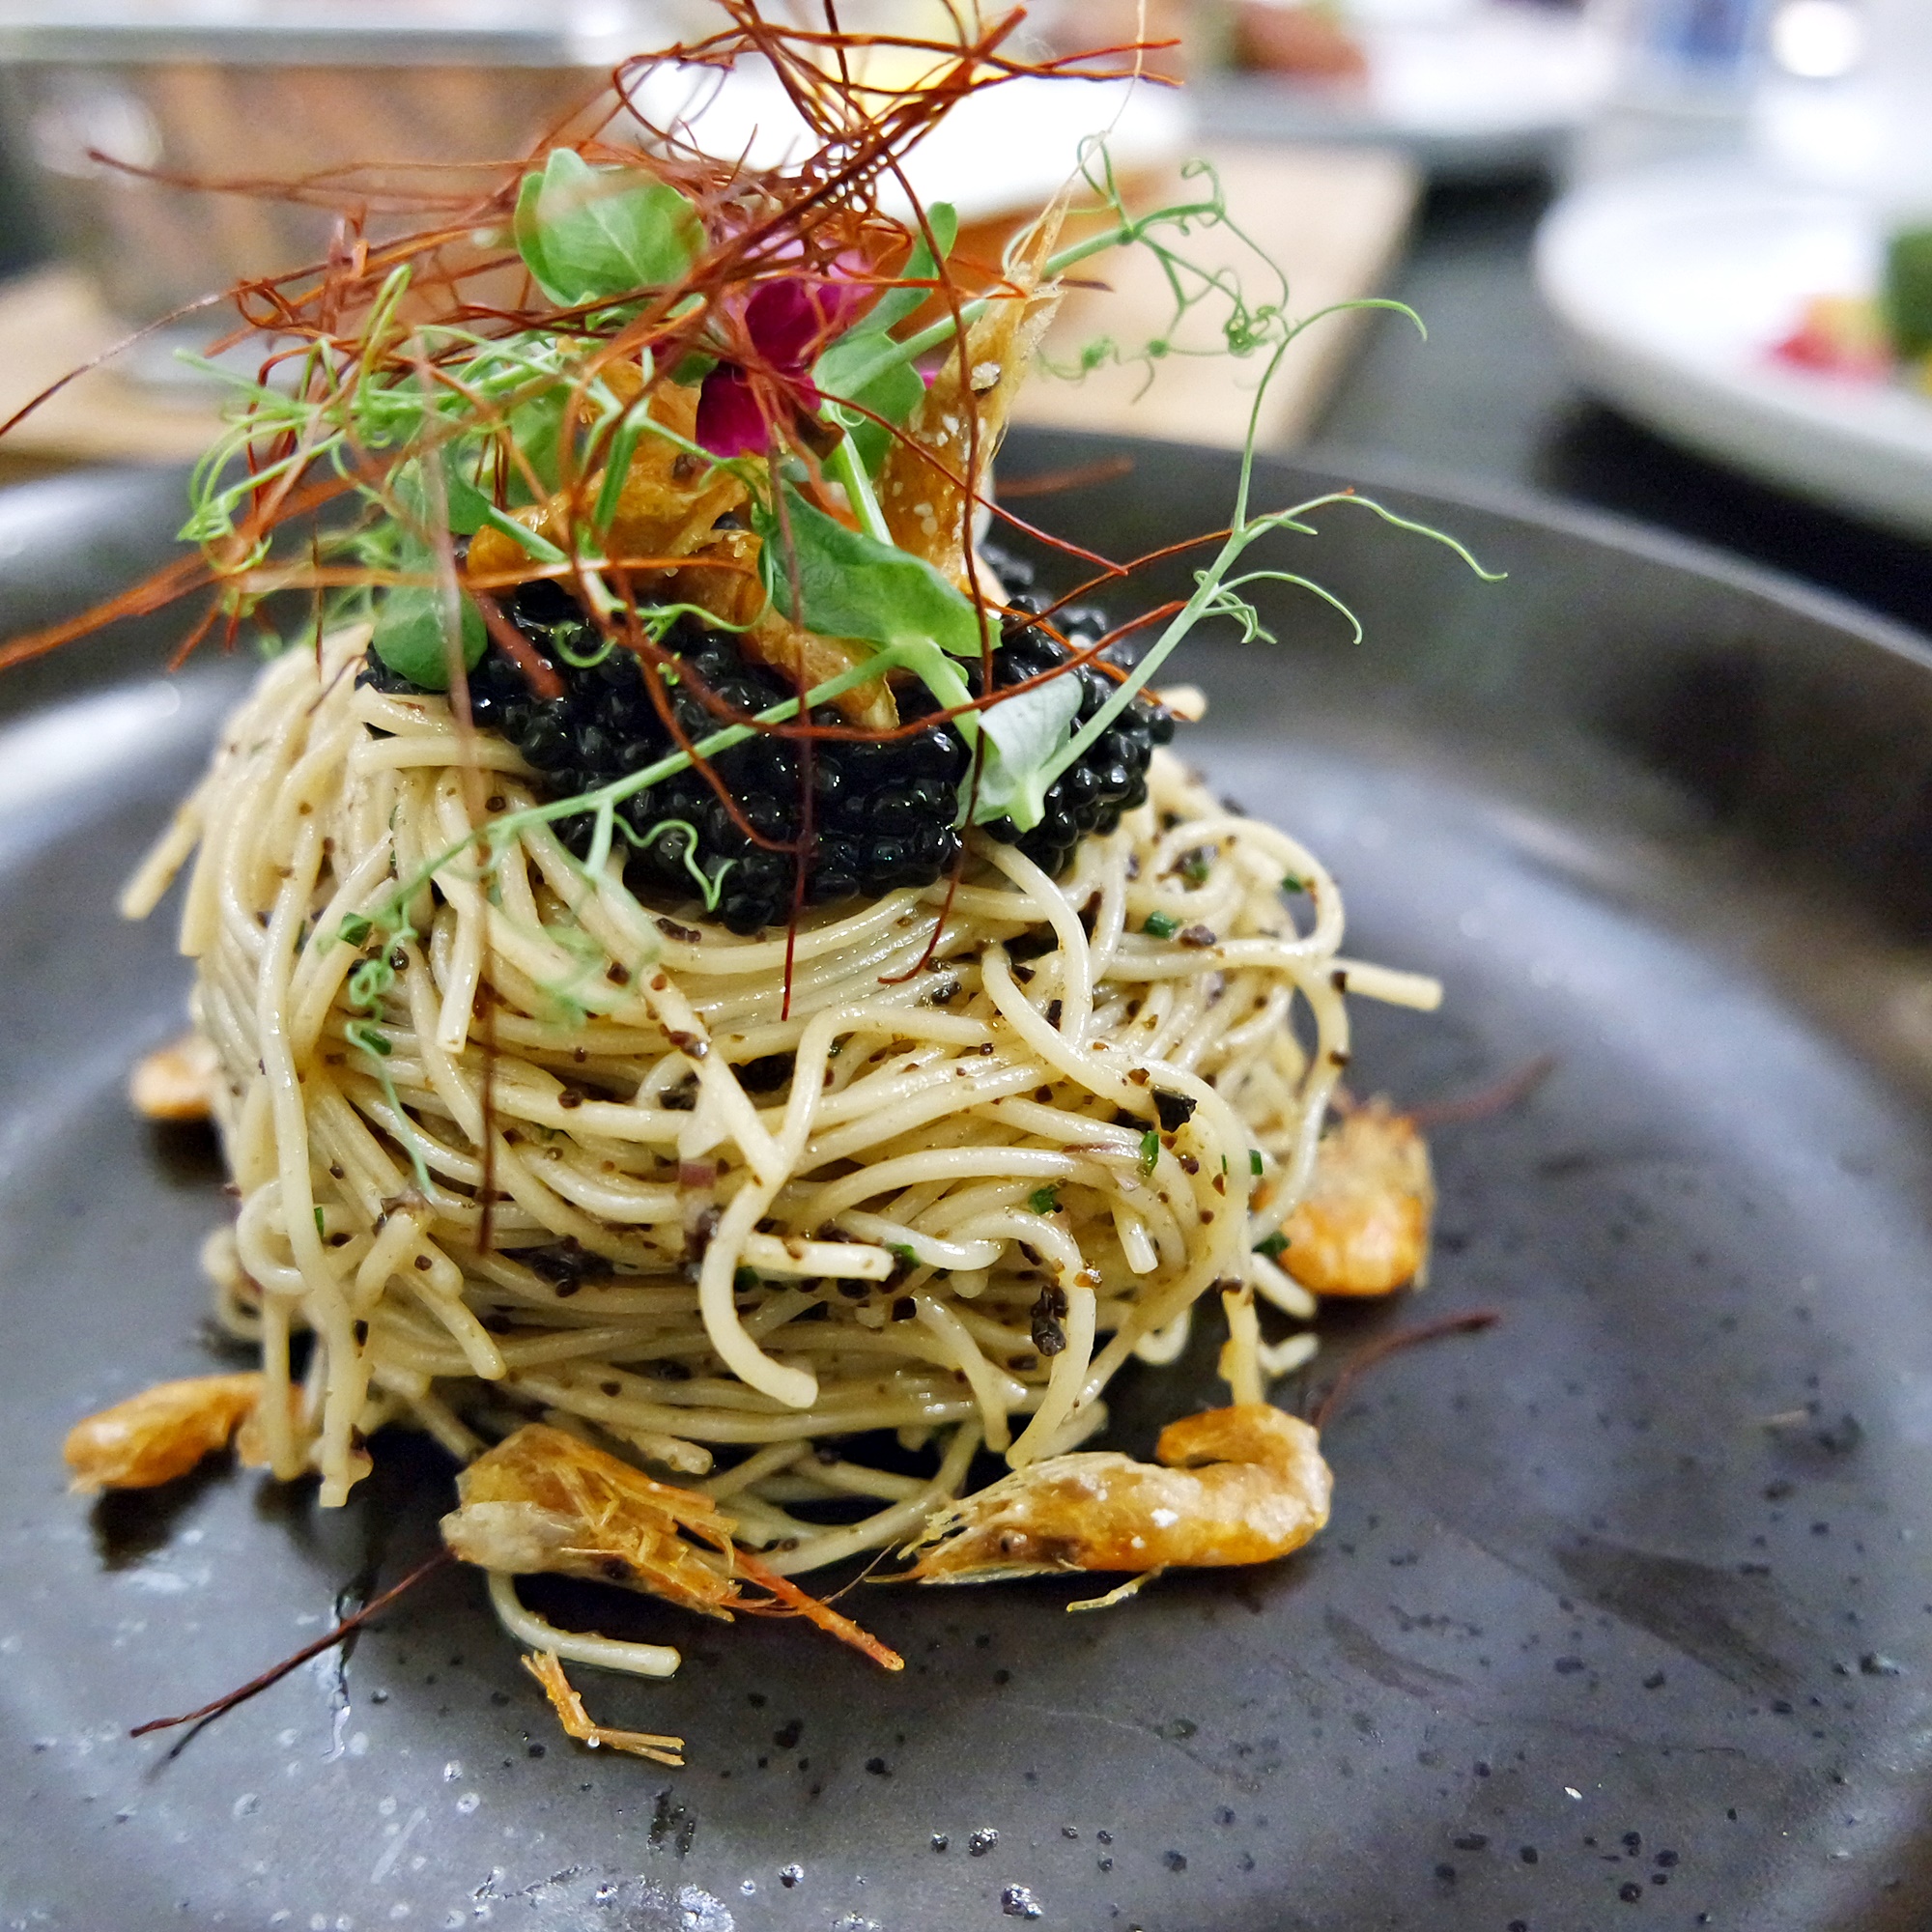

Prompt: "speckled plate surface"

[7,440,1932,1931]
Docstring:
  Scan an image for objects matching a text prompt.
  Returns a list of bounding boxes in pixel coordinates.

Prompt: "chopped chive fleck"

[339,914,373,947]
[1139,1128,1159,1174]
[733,1265,759,1293]
[1180,849,1212,885]
[349,1022,391,1057]
[889,1242,918,1267]
[314,1208,327,1237]
[1250,1149,1264,1176]
[1280,873,1306,895]
[1143,911,1179,940]
[1254,1232,1290,1260]
[1028,1186,1061,1215]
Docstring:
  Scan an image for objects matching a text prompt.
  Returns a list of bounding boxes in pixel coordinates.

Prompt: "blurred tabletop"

[1302,174,1932,643]
[5,157,1932,645]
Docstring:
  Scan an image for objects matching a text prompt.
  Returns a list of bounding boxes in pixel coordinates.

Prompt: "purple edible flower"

[696,269,870,458]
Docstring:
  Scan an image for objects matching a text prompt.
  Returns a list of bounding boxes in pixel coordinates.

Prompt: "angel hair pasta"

[43,7,1483,1734]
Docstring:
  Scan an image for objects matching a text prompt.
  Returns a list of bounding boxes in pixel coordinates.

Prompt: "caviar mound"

[361,576,1173,932]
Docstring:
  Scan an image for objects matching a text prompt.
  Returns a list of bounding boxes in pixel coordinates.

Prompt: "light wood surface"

[0,141,1416,470]
[1014,143,1419,450]
[0,270,227,465]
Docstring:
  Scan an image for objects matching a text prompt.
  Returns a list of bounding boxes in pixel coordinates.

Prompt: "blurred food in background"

[1180,0,1607,180]
[1232,3,1371,83]
[0,2,1176,347]
[0,5,664,342]
[1535,0,1932,537]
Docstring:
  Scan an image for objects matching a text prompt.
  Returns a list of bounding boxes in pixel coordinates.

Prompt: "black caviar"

[361,561,1173,933]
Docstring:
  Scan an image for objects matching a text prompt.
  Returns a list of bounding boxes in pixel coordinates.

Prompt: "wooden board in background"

[1014,143,1419,450]
[0,142,1415,471]
[0,270,223,467]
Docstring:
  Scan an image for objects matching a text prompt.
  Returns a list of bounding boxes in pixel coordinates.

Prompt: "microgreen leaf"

[347,1020,392,1058]
[972,670,1082,830]
[834,358,925,476]
[1139,1128,1160,1174]
[395,450,494,540]
[869,204,960,338]
[370,571,487,691]
[765,486,980,658]
[513,150,702,307]
[816,202,958,471]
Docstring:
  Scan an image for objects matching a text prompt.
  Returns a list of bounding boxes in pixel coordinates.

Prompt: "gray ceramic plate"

[6,438,1932,1931]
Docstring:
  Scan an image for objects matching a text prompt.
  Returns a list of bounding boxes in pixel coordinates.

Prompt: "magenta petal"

[695,368,770,458]
[744,273,871,372]
[744,279,825,372]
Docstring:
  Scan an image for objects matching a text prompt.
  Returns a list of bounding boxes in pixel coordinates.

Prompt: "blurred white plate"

[1190,4,1610,181]
[1534,165,1932,536]
[627,65,1186,225]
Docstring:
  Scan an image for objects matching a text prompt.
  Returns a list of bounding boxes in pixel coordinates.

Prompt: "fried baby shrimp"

[440,1422,743,1618]
[1278,1100,1435,1298]
[440,1424,902,1668]
[128,1030,220,1122]
[901,1403,1332,1584]
[64,1372,264,1492]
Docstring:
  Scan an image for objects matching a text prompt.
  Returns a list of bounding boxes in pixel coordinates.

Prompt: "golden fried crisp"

[879,230,1063,597]
[64,1372,264,1492]
[1280,1101,1435,1297]
[903,1401,1331,1582]
[128,1030,219,1122]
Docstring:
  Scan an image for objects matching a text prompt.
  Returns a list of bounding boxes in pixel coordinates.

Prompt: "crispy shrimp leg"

[521,1650,686,1765]
[901,1402,1331,1583]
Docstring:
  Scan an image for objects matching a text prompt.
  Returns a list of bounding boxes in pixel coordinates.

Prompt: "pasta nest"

[137,629,1351,1565]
